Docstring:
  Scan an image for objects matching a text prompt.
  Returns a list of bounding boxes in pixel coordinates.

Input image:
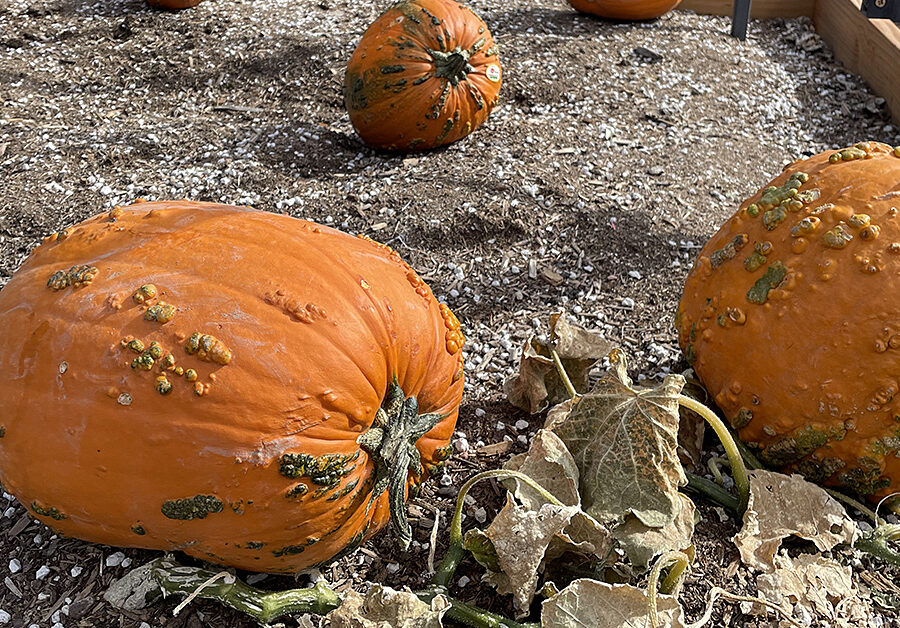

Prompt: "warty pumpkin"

[147,0,204,9]
[0,200,465,573]
[566,0,682,20]
[344,0,502,151]
[677,142,900,502]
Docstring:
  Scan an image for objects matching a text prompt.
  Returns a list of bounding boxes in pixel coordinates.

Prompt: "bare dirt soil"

[1,0,899,626]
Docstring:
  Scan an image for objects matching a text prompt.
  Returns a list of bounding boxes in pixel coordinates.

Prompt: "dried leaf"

[503,429,580,508]
[103,560,163,611]
[544,399,575,430]
[551,351,687,527]
[480,494,582,616]
[612,494,696,569]
[755,553,873,627]
[676,370,707,470]
[322,584,448,628]
[503,338,556,414]
[504,313,613,413]
[541,578,685,628]
[547,510,614,563]
[734,470,858,572]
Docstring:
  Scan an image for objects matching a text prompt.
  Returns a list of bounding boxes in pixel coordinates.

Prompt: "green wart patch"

[161,495,223,520]
[31,501,67,520]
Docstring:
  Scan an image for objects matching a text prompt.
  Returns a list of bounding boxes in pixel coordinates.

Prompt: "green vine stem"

[433,469,565,588]
[417,586,539,628]
[854,524,900,567]
[647,551,691,626]
[677,394,750,515]
[146,557,341,623]
[684,471,741,513]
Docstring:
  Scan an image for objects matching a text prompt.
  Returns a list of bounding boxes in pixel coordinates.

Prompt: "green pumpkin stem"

[357,378,444,549]
[430,47,473,86]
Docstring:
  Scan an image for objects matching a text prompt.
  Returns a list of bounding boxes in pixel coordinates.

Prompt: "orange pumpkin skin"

[566,0,682,20]
[147,0,204,9]
[677,142,900,502]
[0,201,464,572]
[344,0,502,151]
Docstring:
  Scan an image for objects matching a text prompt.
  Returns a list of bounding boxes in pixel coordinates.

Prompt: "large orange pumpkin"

[566,0,682,20]
[147,0,204,9]
[0,200,464,572]
[677,142,900,502]
[344,0,502,151]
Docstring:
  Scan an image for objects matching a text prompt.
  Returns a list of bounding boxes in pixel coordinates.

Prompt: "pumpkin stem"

[357,379,443,549]
[430,47,474,86]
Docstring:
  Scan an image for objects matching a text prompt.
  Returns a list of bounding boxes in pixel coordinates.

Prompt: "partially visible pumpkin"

[147,0,204,9]
[344,0,502,151]
[566,0,682,20]
[677,142,900,502]
[0,200,464,572]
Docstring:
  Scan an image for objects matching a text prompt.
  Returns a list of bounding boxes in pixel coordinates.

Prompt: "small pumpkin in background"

[567,0,682,20]
[0,200,464,573]
[677,142,900,503]
[147,0,204,9]
[344,0,502,151]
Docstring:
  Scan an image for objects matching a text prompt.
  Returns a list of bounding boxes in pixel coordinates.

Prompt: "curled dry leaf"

[546,510,614,563]
[612,493,696,569]
[319,584,449,628]
[754,554,873,627]
[551,350,687,527]
[469,428,613,602]
[734,470,859,572]
[504,312,613,413]
[541,578,685,628]
[676,370,707,470]
[478,495,583,616]
[503,429,580,508]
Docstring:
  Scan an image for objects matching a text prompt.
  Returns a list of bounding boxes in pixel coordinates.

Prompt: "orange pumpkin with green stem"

[677,142,900,503]
[0,200,464,572]
[566,0,683,20]
[344,0,502,151]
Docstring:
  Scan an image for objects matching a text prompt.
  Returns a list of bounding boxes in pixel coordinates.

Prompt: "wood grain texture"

[679,0,815,18]
[815,0,900,123]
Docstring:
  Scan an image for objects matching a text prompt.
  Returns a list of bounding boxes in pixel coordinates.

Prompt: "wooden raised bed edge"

[679,0,900,124]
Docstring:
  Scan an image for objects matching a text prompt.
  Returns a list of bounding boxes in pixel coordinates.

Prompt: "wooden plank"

[815,0,900,124]
[679,0,815,18]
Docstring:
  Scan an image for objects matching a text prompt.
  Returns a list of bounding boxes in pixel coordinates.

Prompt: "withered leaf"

[541,578,685,628]
[754,553,873,627]
[322,584,449,628]
[612,493,696,569]
[551,351,687,527]
[504,312,613,413]
[676,369,707,470]
[480,495,582,616]
[503,429,580,509]
[734,470,858,572]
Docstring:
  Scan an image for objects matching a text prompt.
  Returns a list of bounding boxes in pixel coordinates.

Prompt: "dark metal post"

[731,0,752,40]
